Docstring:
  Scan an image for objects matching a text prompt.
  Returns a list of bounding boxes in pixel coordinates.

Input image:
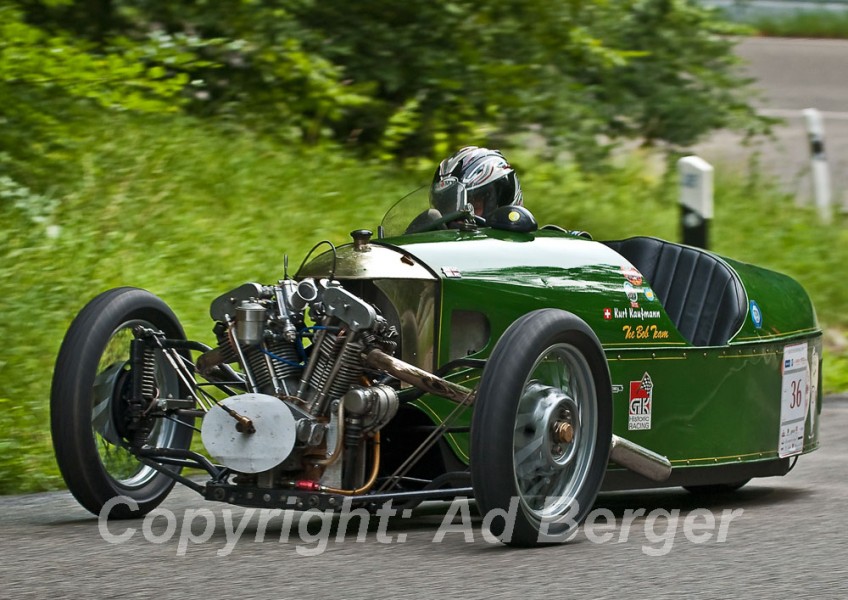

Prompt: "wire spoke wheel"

[90,321,181,488]
[51,288,193,518]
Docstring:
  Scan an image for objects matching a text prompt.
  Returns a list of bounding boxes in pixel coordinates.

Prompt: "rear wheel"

[471,309,612,546]
[51,287,193,518]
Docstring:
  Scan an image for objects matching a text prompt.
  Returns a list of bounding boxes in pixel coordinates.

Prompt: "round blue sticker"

[749,300,763,329]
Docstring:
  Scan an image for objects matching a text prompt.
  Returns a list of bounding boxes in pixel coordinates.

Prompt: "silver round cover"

[201,393,297,473]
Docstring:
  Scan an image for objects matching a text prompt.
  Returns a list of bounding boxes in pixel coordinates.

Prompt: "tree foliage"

[291,0,768,159]
[1,0,768,170]
[2,3,192,111]
[0,0,207,185]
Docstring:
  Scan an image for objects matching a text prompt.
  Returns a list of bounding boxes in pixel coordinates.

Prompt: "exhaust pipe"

[363,349,475,404]
[609,435,672,482]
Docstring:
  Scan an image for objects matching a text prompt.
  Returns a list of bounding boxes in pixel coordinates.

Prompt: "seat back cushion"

[604,237,747,346]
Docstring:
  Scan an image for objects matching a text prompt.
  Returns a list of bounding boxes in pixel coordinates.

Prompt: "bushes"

[3,0,769,163]
[273,0,771,159]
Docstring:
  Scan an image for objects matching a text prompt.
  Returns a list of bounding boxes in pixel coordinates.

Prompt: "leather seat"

[603,237,747,347]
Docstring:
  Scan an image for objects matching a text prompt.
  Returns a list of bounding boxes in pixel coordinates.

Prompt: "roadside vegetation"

[750,10,848,38]
[1,0,845,493]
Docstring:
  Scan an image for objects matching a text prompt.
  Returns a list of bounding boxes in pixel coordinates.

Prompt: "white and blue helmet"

[430,146,523,220]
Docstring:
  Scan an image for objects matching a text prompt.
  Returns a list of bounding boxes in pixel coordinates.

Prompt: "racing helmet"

[430,146,523,221]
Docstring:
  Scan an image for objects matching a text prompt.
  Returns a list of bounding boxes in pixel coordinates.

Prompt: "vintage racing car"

[51,185,823,547]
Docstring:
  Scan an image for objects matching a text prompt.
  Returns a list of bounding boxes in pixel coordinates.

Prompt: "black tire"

[471,309,612,547]
[51,287,193,518]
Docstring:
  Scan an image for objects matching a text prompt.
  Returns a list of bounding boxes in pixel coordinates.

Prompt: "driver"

[406,146,591,238]
[429,146,523,221]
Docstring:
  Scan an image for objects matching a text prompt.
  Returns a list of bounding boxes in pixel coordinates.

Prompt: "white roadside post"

[802,108,832,224]
[678,156,714,250]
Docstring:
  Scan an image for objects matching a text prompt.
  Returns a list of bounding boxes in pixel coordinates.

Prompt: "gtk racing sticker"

[628,372,653,431]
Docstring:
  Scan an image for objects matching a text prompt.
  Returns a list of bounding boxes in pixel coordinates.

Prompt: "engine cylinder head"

[304,331,366,416]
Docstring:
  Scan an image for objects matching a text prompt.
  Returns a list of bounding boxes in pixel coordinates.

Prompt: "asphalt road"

[695,37,848,210]
[1,398,846,600]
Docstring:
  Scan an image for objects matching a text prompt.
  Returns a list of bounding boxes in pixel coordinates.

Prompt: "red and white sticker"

[779,342,809,458]
[628,372,653,431]
[621,265,643,286]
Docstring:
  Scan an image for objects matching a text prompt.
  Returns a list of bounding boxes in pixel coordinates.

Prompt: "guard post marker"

[802,108,832,224]
[678,156,713,250]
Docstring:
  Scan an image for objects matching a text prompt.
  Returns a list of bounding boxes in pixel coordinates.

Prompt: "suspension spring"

[129,338,157,446]
[130,339,157,403]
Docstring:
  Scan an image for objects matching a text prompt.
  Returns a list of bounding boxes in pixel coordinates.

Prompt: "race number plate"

[779,342,810,458]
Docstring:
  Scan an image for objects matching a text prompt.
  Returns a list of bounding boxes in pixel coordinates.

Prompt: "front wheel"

[471,309,612,547]
[51,287,193,518]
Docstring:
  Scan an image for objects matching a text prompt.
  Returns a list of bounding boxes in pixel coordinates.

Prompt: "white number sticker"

[779,342,809,458]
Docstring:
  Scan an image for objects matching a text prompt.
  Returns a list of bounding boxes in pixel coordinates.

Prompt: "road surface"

[696,37,848,210]
[1,399,846,600]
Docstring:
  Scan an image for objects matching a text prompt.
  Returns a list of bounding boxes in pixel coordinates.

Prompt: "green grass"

[751,10,848,39]
[1,109,846,494]
[0,112,422,494]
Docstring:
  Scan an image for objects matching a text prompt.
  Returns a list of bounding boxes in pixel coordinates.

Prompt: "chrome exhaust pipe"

[610,435,673,482]
[363,349,476,404]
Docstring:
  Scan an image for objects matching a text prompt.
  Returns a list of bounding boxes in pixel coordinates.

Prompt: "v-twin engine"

[195,278,399,491]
